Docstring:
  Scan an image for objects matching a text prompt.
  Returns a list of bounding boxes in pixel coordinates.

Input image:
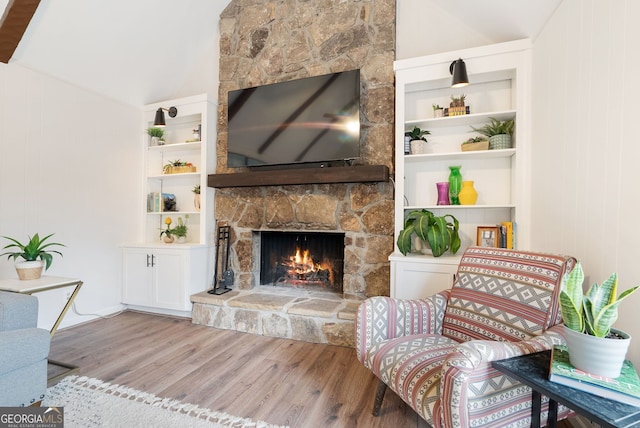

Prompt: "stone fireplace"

[257,230,345,293]
[212,0,395,300]
[191,0,396,347]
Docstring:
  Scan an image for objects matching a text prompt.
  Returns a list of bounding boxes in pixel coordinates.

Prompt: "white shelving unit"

[122,94,216,316]
[391,39,532,299]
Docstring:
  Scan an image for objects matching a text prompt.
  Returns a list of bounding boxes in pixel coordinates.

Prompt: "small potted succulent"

[461,136,489,152]
[471,117,514,150]
[0,233,65,280]
[432,104,444,118]
[448,94,467,116]
[560,262,640,377]
[163,159,196,174]
[397,209,460,257]
[404,126,431,155]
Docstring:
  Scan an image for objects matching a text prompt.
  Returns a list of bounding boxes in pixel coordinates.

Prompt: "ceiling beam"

[0,0,40,63]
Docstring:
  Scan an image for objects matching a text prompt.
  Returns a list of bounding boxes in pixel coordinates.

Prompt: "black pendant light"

[153,106,178,127]
[450,58,469,88]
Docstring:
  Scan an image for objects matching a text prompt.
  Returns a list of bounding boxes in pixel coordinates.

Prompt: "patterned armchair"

[356,247,577,428]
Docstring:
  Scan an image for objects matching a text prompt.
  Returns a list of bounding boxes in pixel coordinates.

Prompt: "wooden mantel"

[208,165,389,188]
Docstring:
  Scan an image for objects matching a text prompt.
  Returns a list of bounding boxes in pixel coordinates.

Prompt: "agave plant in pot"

[0,233,65,280]
[471,117,514,150]
[397,209,461,257]
[559,262,640,377]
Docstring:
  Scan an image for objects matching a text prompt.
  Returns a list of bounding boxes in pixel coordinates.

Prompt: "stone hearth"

[191,287,360,347]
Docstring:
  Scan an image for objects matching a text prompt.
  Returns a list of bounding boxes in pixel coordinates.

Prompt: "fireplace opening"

[259,231,344,293]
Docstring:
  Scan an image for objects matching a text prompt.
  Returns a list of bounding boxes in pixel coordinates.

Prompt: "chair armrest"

[437,324,566,426]
[0,328,50,373]
[355,291,450,364]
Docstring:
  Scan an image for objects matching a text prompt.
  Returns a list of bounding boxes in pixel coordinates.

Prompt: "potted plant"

[461,136,489,152]
[397,209,460,257]
[163,159,196,174]
[0,233,65,280]
[559,262,640,377]
[432,104,444,118]
[449,94,467,116]
[404,126,430,154]
[160,216,188,243]
[172,216,188,243]
[192,185,201,211]
[146,127,164,146]
[471,117,514,150]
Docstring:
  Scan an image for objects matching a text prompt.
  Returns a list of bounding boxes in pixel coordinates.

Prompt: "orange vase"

[458,181,478,205]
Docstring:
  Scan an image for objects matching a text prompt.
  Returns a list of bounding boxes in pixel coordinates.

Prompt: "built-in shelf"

[208,165,389,188]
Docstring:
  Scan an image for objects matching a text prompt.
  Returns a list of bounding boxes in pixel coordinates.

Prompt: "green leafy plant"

[404,126,431,142]
[146,127,164,138]
[192,185,201,194]
[432,104,443,111]
[160,216,188,239]
[471,117,514,137]
[560,262,640,338]
[397,209,460,257]
[0,233,65,270]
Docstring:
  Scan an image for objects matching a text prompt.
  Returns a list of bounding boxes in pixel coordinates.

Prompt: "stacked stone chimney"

[214,0,396,299]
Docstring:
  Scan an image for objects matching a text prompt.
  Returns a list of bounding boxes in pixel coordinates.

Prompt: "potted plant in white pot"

[396,209,461,257]
[0,233,65,280]
[404,126,430,154]
[560,262,640,377]
[146,127,164,146]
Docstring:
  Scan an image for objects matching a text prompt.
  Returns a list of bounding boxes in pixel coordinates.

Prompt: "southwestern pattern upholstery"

[356,246,577,428]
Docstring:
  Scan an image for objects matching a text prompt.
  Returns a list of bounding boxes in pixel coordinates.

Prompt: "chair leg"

[372,379,387,416]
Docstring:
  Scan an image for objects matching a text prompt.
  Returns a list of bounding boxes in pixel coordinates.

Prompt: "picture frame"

[477,226,499,247]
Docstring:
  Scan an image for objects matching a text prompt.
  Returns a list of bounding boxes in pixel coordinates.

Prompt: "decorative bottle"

[436,182,450,205]
[458,180,478,205]
[448,165,462,205]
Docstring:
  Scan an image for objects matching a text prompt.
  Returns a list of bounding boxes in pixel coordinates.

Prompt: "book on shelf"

[549,345,640,407]
[147,192,163,212]
[497,221,514,249]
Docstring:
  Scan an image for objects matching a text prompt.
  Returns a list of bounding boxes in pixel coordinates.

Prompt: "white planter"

[410,140,425,154]
[15,260,45,280]
[563,325,631,378]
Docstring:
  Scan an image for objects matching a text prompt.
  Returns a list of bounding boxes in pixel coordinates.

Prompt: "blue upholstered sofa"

[0,291,50,406]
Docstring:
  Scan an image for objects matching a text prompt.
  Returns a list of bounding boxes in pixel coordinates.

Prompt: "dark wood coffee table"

[492,351,640,428]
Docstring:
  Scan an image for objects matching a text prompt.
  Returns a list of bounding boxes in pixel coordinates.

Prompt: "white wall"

[532,0,640,364]
[397,0,640,366]
[0,63,141,329]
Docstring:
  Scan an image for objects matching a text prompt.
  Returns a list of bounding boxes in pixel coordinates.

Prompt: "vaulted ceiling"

[0,0,562,107]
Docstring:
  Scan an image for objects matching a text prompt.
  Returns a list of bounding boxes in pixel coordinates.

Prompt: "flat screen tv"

[227,69,360,168]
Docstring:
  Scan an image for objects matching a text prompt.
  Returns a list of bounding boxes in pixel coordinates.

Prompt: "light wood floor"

[48,311,427,428]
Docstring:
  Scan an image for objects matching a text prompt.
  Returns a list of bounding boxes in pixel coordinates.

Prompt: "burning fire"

[288,248,319,275]
[283,247,332,285]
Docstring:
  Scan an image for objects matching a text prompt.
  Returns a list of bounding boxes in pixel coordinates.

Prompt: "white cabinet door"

[122,246,188,311]
[154,250,186,310]
[390,255,459,300]
[122,248,154,305]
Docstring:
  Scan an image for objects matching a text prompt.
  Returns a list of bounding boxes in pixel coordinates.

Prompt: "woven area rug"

[44,376,287,428]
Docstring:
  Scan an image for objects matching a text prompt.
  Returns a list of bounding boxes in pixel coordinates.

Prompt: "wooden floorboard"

[49,310,424,428]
